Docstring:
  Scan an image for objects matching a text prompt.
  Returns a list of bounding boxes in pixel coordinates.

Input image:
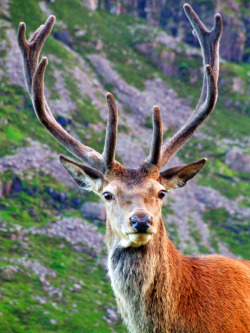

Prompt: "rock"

[2,182,12,196]
[103,306,120,324]
[220,13,246,62]
[71,197,81,207]
[26,217,105,254]
[73,245,97,258]
[95,39,104,51]
[81,202,106,221]
[96,0,248,63]
[225,148,250,173]
[0,265,20,281]
[83,0,98,11]
[10,176,23,194]
[70,283,82,293]
[135,42,178,77]
[56,115,71,128]
[54,30,72,47]
[46,187,68,204]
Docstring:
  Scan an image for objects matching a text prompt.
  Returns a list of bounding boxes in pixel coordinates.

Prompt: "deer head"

[18,4,222,248]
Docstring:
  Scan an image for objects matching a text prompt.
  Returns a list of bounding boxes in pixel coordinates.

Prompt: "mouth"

[126,230,156,247]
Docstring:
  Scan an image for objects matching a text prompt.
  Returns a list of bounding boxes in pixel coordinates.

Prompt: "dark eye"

[103,192,113,201]
[158,190,166,199]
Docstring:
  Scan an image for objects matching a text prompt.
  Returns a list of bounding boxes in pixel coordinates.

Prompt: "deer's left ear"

[160,158,206,190]
[59,155,104,193]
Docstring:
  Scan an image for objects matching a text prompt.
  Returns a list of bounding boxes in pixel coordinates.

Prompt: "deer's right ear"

[59,155,103,193]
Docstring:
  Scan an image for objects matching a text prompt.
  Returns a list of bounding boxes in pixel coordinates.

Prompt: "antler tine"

[18,16,107,173]
[32,57,105,172]
[18,15,56,94]
[147,106,163,166]
[102,93,118,168]
[184,4,222,109]
[158,4,222,169]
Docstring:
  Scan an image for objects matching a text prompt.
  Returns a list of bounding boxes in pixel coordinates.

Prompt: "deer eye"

[158,190,166,199]
[103,192,113,201]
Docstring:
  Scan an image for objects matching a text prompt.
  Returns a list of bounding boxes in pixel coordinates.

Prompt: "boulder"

[54,30,72,47]
[225,148,250,173]
[81,202,106,221]
[10,176,23,194]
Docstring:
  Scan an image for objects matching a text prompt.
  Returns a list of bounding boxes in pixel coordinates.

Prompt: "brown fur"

[104,171,250,333]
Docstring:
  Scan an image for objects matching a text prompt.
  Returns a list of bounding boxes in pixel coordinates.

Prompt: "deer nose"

[130,215,152,233]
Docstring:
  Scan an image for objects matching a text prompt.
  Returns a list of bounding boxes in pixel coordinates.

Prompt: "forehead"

[103,165,163,194]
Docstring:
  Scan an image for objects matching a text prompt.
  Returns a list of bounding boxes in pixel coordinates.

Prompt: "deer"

[17,3,250,333]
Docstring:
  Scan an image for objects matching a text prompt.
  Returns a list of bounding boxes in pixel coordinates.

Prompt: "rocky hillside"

[91,0,250,63]
[0,0,249,332]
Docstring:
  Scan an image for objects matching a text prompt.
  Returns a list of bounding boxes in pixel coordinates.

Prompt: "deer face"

[60,157,206,248]
[101,166,165,247]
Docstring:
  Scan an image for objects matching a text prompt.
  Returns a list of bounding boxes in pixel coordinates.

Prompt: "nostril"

[130,216,138,228]
[142,215,152,225]
[130,215,152,232]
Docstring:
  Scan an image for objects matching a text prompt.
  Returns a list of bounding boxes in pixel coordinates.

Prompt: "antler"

[155,4,222,169]
[147,106,163,166]
[18,16,118,173]
[103,93,118,168]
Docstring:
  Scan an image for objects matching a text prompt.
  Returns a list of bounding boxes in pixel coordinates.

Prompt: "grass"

[0,80,67,157]
[203,208,250,259]
[0,234,126,333]
[0,170,82,228]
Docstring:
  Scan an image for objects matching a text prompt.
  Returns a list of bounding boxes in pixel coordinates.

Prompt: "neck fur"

[106,218,184,332]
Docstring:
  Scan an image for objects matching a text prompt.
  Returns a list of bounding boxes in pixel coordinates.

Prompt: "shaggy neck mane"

[106,218,187,332]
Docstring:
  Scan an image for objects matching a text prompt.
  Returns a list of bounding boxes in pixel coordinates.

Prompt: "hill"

[0,0,249,332]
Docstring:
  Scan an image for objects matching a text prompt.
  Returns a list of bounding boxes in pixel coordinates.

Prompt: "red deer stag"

[18,4,250,333]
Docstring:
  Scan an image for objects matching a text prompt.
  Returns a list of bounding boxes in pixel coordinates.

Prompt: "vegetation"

[0,1,248,331]
[0,234,126,333]
[204,208,250,259]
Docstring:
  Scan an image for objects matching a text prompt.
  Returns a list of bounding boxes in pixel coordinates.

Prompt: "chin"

[120,233,152,248]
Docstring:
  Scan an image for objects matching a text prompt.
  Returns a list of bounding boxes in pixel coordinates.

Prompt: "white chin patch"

[128,233,152,247]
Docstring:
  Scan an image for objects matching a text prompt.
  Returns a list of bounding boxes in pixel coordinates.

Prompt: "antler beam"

[18,16,118,173]
[157,4,222,169]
